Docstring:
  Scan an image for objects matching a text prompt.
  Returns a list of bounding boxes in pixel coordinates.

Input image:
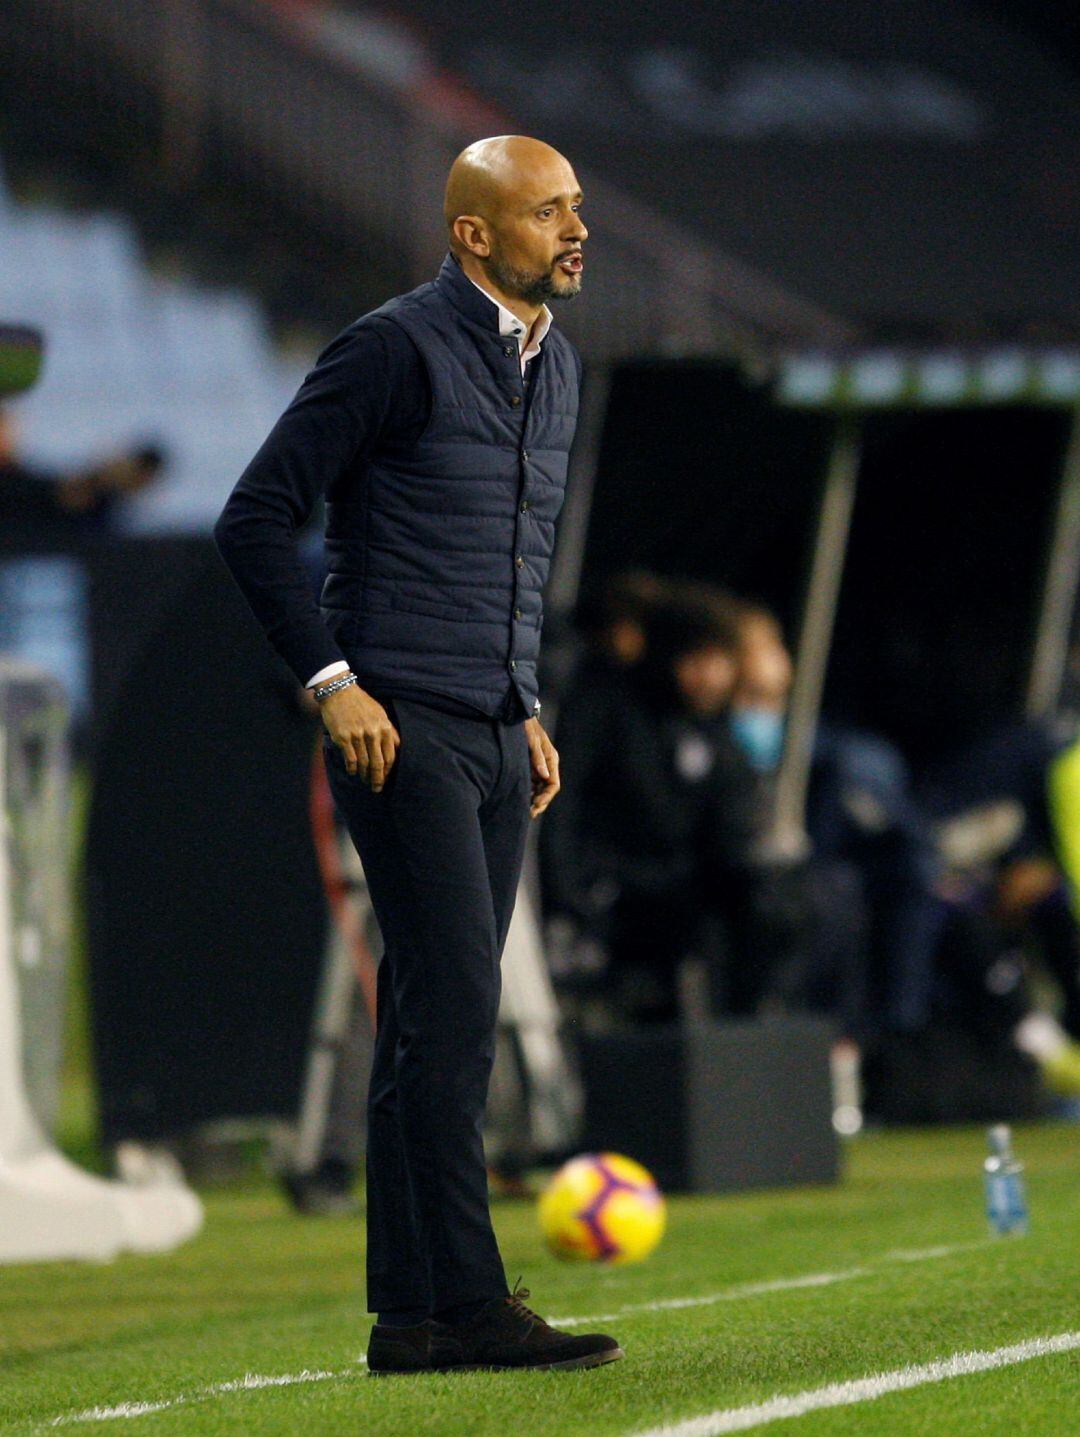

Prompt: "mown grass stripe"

[627,1332,1080,1436]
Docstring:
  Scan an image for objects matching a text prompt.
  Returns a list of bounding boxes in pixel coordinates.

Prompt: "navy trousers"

[322,693,531,1314]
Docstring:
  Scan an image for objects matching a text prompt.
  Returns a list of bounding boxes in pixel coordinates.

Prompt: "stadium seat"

[0,158,305,529]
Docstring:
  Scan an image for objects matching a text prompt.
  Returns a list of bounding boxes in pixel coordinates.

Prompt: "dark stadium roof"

[395,0,1080,345]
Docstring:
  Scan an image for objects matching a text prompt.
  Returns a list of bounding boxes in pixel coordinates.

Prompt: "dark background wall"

[827,407,1070,767]
[584,363,832,634]
[82,540,326,1142]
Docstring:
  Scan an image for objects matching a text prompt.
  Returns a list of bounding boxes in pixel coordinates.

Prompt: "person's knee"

[398,985,501,1056]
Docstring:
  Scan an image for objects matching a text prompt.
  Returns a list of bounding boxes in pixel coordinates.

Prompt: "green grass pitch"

[2,1124,1078,1436]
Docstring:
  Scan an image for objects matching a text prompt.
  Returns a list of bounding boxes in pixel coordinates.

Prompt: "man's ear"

[452,215,491,258]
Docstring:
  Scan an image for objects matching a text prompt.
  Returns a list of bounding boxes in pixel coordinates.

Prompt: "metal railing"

[8,0,855,361]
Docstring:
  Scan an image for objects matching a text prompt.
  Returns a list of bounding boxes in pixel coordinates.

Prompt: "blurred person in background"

[731,604,1080,1113]
[0,407,166,754]
[0,404,165,541]
[730,601,942,1046]
[541,582,790,1024]
[920,723,1080,1100]
[541,569,666,989]
[573,568,664,673]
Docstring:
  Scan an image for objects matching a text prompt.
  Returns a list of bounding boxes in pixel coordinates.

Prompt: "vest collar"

[435,253,552,343]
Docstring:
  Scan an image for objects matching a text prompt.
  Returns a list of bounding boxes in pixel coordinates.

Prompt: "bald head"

[443,136,587,314]
[445,136,571,235]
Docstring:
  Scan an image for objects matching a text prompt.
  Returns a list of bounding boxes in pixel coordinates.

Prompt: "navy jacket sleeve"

[213,318,427,685]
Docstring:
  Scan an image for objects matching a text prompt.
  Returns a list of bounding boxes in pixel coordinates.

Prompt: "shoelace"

[505,1279,543,1334]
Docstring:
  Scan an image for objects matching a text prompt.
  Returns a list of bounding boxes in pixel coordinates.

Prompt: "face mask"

[729,706,785,772]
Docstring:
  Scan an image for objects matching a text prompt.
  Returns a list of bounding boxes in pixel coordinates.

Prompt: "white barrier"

[0,657,202,1264]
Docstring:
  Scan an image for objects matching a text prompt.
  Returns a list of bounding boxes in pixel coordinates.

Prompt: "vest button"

[503,345,515,358]
[510,394,522,407]
[522,449,530,462]
[515,554,524,567]
[509,659,517,671]
[520,499,529,513]
[514,607,523,620]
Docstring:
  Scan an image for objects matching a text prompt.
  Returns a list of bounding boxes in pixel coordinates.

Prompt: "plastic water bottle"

[983,1125,1029,1236]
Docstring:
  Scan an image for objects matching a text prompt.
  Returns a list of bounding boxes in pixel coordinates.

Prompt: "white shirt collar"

[467,276,552,373]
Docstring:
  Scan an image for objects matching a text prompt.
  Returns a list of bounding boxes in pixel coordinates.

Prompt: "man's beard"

[485,249,581,305]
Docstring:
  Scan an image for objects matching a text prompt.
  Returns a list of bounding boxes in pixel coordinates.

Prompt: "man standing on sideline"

[214,136,622,1374]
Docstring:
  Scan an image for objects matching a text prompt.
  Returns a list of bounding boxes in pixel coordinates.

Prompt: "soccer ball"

[538,1152,666,1264]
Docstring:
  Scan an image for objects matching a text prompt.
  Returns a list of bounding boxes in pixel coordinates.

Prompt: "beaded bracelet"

[313,672,358,703]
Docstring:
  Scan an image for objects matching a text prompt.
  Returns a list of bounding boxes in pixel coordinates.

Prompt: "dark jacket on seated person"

[540,654,775,1017]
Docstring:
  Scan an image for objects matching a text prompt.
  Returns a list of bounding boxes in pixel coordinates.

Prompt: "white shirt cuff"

[306,661,351,689]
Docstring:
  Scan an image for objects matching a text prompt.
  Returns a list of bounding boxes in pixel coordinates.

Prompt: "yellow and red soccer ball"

[538,1152,666,1264]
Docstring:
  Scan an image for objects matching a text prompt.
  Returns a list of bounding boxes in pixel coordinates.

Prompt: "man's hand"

[320,683,400,792]
[524,715,560,817]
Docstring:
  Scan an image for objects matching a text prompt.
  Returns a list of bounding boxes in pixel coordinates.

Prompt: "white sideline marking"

[551,1240,987,1328]
[551,1270,866,1328]
[47,1363,366,1428]
[626,1331,1080,1436]
[884,1241,989,1263]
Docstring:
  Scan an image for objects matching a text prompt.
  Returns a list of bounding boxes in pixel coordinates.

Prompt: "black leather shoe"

[367,1320,438,1375]
[429,1285,624,1372]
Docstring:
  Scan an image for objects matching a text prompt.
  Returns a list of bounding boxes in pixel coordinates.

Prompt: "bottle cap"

[987,1124,1011,1154]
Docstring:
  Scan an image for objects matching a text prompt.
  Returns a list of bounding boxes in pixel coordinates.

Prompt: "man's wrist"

[312,671,358,703]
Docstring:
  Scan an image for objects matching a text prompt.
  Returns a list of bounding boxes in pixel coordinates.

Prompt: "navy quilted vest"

[321,255,580,716]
